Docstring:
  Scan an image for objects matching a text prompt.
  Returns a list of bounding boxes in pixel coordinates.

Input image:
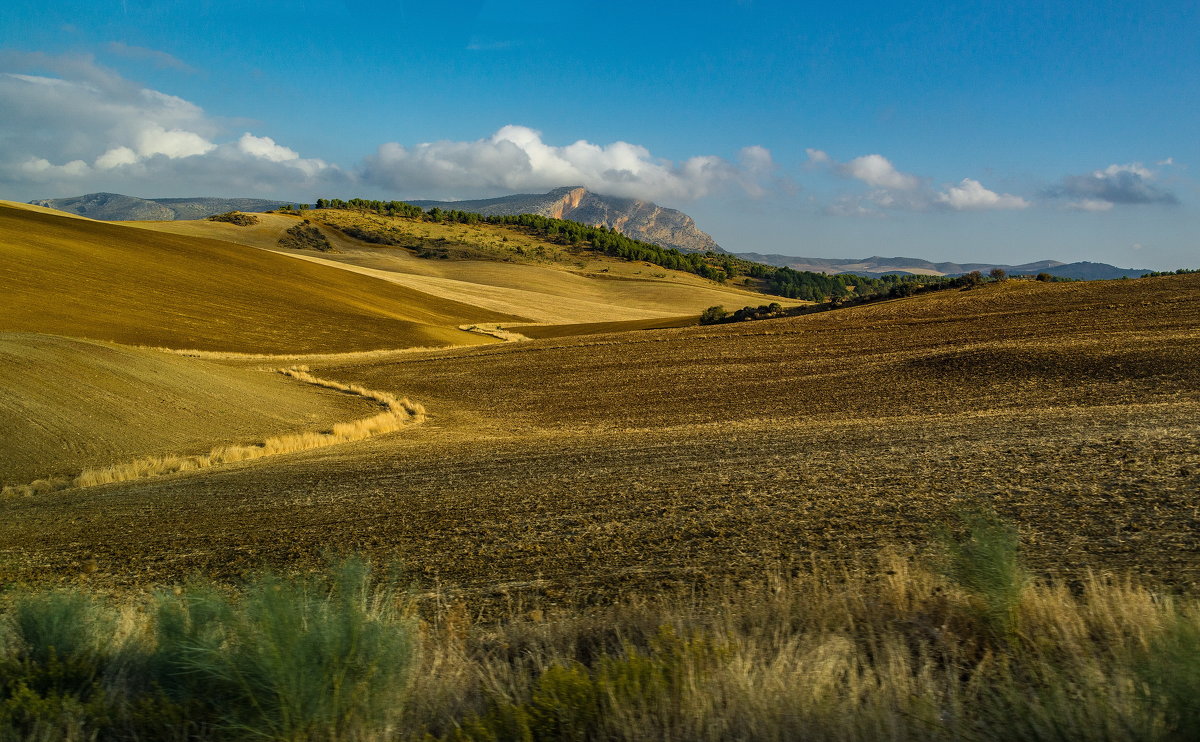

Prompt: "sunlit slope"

[129,210,793,324]
[0,333,372,485]
[7,275,1197,589]
[0,203,516,352]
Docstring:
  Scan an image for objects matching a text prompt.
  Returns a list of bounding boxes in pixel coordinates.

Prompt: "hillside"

[28,192,289,221]
[0,333,371,485]
[736,252,1151,279]
[3,274,1196,593]
[410,186,724,253]
[125,207,792,326]
[0,201,515,352]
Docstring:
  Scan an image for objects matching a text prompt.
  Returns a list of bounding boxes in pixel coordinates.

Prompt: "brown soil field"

[0,333,372,485]
[1,275,1196,599]
[0,203,511,352]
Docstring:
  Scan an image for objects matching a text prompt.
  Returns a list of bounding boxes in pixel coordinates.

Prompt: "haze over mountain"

[410,187,725,254]
[28,193,288,221]
[734,252,1152,280]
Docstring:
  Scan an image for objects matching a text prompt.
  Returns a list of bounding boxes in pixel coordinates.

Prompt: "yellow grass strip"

[1,369,425,497]
[459,324,531,342]
[140,344,455,362]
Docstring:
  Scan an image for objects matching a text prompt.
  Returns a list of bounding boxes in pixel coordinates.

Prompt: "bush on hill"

[206,211,258,226]
[278,220,334,252]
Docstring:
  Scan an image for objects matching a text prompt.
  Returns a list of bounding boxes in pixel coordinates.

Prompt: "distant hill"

[410,187,724,254]
[28,193,289,221]
[734,253,1151,280]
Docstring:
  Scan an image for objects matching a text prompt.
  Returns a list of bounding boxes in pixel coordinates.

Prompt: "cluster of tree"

[206,211,258,226]
[1142,268,1200,277]
[699,270,1034,326]
[313,199,423,219]
[277,221,333,252]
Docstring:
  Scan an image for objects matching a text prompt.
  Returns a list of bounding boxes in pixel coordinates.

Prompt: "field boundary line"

[0,368,426,498]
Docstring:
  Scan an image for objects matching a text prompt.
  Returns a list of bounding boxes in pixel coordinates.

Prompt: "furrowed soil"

[1,276,1197,601]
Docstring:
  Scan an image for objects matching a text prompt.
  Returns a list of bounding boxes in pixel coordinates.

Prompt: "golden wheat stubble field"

[0,202,515,352]
[1,273,1198,600]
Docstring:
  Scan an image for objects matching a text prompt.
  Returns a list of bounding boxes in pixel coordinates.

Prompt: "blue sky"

[1,0,1196,268]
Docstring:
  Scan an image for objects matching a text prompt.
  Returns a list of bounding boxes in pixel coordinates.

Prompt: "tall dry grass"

[1,368,425,497]
[1,549,1196,741]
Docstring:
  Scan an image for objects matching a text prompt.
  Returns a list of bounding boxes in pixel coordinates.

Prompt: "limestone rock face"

[412,187,724,253]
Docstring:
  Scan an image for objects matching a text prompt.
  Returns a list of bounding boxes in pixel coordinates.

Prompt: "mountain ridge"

[410,186,725,254]
[734,252,1151,280]
[28,192,289,221]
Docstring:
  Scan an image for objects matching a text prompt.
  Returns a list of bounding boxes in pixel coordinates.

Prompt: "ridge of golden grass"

[0,203,516,353]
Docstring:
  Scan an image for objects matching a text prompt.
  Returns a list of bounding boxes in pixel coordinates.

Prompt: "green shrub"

[938,510,1027,638]
[207,211,259,226]
[1137,611,1200,741]
[0,590,117,739]
[150,557,416,740]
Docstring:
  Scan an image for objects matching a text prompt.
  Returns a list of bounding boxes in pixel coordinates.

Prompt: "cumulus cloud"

[810,150,1027,214]
[1043,162,1178,209]
[0,52,341,197]
[936,178,1029,211]
[839,153,921,191]
[361,125,776,202]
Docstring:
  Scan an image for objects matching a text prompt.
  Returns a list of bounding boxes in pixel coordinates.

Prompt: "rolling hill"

[0,201,516,352]
[119,207,791,326]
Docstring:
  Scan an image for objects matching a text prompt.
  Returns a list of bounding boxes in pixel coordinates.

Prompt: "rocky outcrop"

[412,187,724,253]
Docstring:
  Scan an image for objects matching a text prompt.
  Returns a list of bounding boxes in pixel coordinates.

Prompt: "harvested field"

[0,202,510,352]
[1,276,1197,599]
[0,334,373,486]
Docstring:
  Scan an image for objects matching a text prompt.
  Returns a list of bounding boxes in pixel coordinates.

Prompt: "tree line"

[307,197,959,299]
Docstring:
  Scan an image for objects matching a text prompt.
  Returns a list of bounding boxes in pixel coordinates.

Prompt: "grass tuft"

[938,508,1028,638]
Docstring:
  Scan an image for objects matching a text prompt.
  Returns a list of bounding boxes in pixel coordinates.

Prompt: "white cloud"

[839,154,921,191]
[95,146,138,169]
[810,149,1031,214]
[805,148,831,165]
[237,133,299,162]
[361,125,776,202]
[136,124,215,158]
[0,53,341,197]
[1043,162,1178,207]
[19,157,90,178]
[936,178,1029,210]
